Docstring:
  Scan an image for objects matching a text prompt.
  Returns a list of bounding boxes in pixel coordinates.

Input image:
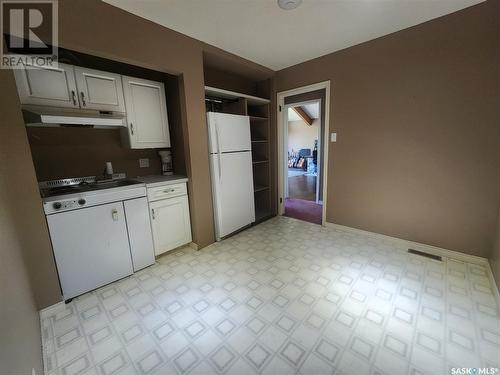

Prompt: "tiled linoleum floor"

[41,216,500,375]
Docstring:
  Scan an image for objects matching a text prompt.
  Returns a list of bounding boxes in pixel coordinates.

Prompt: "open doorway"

[284,100,322,224]
[277,81,330,226]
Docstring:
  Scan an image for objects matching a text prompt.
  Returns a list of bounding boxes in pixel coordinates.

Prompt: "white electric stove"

[40,176,155,301]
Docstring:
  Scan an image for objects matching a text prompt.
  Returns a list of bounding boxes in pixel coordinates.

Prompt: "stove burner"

[41,184,93,197]
[39,177,142,198]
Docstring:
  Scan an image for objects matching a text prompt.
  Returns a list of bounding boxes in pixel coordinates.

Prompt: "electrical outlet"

[139,158,149,168]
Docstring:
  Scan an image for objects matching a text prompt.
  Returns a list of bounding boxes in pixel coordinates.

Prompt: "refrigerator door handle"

[215,124,222,179]
[218,153,222,180]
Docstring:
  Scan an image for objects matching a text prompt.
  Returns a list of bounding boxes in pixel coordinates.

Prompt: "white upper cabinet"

[122,76,170,149]
[14,63,126,113]
[14,62,171,149]
[14,62,79,108]
[74,67,125,112]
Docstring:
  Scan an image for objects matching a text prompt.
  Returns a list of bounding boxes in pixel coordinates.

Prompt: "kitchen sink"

[94,179,142,188]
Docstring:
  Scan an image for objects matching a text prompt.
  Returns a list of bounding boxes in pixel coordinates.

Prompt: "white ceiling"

[288,108,301,121]
[288,102,320,121]
[302,103,319,119]
[104,0,483,70]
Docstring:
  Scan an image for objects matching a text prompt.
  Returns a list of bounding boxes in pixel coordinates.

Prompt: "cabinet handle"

[163,188,175,193]
[71,90,77,106]
[80,91,86,106]
[130,123,134,135]
[112,208,118,221]
[151,208,155,220]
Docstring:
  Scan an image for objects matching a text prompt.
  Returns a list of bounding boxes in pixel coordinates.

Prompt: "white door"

[13,62,79,108]
[123,197,155,271]
[46,203,133,300]
[207,112,251,153]
[74,67,125,112]
[210,151,255,240]
[150,196,192,255]
[122,76,170,149]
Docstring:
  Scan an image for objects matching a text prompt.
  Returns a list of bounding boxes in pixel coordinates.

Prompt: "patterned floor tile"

[39,216,500,375]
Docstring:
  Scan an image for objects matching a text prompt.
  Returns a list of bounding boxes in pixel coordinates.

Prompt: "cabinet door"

[13,62,79,108]
[74,66,125,112]
[123,197,155,271]
[46,203,133,300]
[122,76,170,149]
[150,196,192,256]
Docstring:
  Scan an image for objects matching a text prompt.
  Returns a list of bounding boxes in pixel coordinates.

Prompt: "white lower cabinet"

[149,183,192,256]
[123,197,155,271]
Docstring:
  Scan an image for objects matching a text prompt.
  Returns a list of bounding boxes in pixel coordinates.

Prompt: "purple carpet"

[284,198,322,225]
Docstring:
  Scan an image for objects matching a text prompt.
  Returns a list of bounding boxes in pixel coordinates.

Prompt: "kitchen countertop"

[134,174,188,188]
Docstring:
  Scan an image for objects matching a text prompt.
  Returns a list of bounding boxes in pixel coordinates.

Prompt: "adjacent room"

[1,1,499,375]
[285,101,323,224]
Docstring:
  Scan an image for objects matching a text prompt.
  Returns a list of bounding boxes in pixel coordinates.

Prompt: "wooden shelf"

[254,185,269,193]
[204,84,274,222]
[205,86,270,105]
[255,207,272,222]
[204,76,275,222]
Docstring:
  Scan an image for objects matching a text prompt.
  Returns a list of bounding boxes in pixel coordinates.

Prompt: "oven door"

[47,202,133,300]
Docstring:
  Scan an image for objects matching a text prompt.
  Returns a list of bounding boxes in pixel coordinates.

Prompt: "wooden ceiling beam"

[292,106,313,125]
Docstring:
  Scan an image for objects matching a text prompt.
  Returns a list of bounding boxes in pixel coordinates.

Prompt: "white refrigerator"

[207,112,255,240]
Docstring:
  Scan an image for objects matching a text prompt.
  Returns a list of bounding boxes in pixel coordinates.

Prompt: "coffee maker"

[158,150,173,175]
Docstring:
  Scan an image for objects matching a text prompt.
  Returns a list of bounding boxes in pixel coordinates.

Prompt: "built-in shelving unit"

[204,85,273,223]
[205,86,270,105]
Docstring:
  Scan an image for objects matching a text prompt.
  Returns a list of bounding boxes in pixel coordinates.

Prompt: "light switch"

[330,132,337,142]
[139,158,149,168]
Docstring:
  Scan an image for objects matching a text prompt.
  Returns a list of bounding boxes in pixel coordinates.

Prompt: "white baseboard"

[485,261,500,308]
[39,301,65,319]
[188,242,199,250]
[39,221,500,316]
[324,221,500,307]
[324,221,488,265]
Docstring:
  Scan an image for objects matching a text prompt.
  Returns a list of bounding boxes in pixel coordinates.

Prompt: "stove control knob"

[53,202,62,210]
[78,199,86,205]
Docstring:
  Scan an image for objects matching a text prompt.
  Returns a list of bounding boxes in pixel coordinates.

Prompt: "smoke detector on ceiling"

[277,0,302,10]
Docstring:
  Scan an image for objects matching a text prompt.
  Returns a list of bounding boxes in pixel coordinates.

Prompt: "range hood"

[21,105,126,128]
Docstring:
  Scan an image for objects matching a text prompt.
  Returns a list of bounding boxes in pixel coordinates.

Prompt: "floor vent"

[408,249,442,261]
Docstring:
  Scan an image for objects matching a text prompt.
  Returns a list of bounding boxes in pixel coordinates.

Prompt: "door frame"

[277,81,331,225]
[282,98,322,203]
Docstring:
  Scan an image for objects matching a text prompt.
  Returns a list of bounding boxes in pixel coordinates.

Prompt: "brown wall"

[0,0,274,313]
[276,1,500,257]
[0,3,273,372]
[204,66,259,97]
[490,207,500,290]
[0,70,60,374]
[28,127,163,180]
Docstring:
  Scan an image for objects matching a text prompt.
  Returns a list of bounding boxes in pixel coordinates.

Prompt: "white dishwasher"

[42,179,155,301]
